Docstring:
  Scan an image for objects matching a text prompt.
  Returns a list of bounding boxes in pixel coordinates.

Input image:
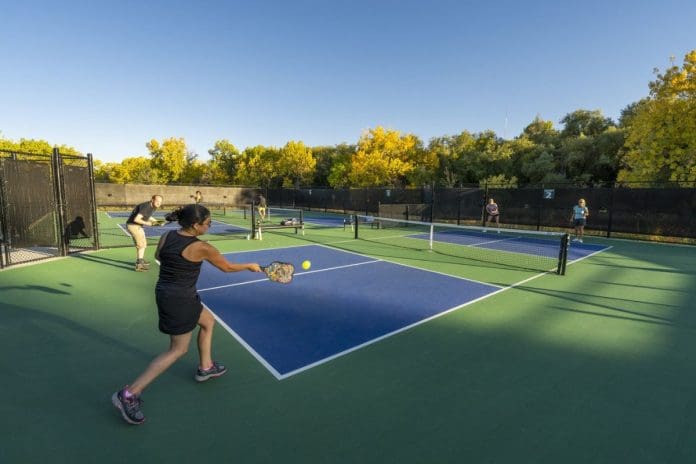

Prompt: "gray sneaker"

[112,388,145,425]
[195,361,227,382]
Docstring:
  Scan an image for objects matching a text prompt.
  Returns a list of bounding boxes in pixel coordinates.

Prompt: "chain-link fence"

[261,184,696,240]
[0,149,98,268]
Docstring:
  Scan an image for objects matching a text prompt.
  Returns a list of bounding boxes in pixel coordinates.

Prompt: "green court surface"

[2,220,696,464]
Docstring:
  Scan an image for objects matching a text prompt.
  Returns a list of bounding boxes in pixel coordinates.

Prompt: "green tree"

[428,131,509,187]
[405,139,437,186]
[480,173,518,188]
[235,145,280,187]
[428,135,460,187]
[522,116,558,145]
[508,116,567,184]
[560,109,614,138]
[208,139,240,184]
[619,50,696,184]
[179,158,209,185]
[312,143,355,186]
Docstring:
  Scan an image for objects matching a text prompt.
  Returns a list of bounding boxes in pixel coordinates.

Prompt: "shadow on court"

[75,253,136,270]
[514,285,682,325]
[0,284,72,295]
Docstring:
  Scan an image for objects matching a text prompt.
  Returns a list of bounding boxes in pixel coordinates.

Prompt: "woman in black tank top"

[112,204,261,425]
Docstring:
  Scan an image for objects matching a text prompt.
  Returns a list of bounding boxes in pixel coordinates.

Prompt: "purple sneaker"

[112,388,145,425]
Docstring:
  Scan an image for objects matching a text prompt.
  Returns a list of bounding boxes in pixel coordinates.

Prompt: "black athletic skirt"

[155,287,203,335]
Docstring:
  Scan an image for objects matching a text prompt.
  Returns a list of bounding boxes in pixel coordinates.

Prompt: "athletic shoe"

[112,388,145,425]
[135,259,150,272]
[195,361,227,382]
[578,239,583,243]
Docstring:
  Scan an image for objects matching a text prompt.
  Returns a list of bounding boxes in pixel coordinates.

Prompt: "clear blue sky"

[1,0,694,163]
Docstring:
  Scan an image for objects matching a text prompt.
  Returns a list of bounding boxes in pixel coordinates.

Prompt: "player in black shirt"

[112,204,261,425]
[126,195,163,271]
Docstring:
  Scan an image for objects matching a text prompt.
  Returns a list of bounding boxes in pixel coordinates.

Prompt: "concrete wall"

[95,183,259,208]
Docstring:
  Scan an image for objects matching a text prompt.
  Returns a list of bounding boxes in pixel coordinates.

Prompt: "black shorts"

[155,287,203,335]
[573,218,586,227]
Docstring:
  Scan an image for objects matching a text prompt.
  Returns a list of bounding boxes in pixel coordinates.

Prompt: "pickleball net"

[353,214,570,274]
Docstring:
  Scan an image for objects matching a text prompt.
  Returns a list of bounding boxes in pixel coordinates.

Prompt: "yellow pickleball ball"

[302,260,311,270]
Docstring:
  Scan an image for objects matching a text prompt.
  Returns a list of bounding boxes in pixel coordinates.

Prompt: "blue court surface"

[197,244,501,379]
[266,208,350,228]
[407,229,609,262]
[118,220,248,237]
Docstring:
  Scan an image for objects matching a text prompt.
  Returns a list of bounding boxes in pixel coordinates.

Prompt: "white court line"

[205,303,285,379]
[205,242,612,380]
[197,259,381,293]
[567,245,613,266]
[274,258,573,379]
[462,236,518,247]
[116,223,131,237]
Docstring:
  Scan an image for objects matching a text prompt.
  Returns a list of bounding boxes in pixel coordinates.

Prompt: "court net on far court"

[353,214,571,274]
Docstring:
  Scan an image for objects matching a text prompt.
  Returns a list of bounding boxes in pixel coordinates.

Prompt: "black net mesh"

[0,155,61,264]
[62,159,97,249]
[0,150,99,267]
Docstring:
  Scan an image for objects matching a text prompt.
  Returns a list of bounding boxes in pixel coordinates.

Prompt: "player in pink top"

[485,198,500,232]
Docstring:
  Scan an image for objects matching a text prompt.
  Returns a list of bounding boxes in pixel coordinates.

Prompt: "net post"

[429,224,434,251]
[354,214,359,239]
[557,233,570,275]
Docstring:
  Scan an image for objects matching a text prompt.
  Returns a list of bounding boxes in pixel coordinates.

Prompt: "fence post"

[457,194,461,225]
[607,183,615,238]
[365,188,369,216]
[430,183,435,223]
[536,184,543,231]
[52,147,68,256]
[87,153,101,250]
[481,182,488,226]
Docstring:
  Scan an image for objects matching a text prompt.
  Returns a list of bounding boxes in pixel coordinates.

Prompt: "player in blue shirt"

[570,198,589,243]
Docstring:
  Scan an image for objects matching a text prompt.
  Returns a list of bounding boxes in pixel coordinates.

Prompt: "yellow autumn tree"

[147,137,188,183]
[348,126,421,187]
[618,50,696,184]
[277,140,316,187]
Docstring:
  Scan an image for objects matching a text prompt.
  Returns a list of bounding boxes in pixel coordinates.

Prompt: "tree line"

[2,51,694,187]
